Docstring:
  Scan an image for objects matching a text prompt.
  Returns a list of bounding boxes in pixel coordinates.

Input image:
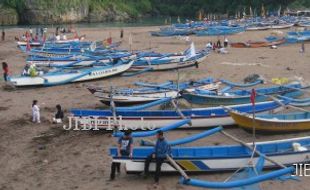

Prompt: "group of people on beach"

[17,27,47,43]
[110,129,171,187]
[31,100,64,124]
[206,36,229,54]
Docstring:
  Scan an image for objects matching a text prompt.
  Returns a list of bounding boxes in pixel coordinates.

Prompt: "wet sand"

[0,26,310,190]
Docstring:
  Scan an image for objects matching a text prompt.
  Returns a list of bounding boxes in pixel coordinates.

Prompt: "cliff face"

[0,0,137,25]
[0,5,19,25]
[20,4,90,24]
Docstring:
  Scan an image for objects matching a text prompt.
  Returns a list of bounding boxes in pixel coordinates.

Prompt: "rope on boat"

[220,130,286,168]
[166,155,190,181]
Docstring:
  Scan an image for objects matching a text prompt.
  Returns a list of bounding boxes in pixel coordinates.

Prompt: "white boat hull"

[131,53,207,71]
[115,144,310,173]
[9,61,133,86]
[95,90,179,104]
[76,107,280,129]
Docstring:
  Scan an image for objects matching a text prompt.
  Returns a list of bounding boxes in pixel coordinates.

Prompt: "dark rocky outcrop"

[0,5,19,25]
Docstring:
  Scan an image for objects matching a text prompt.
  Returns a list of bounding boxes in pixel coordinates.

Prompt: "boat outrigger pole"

[220,130,286,168]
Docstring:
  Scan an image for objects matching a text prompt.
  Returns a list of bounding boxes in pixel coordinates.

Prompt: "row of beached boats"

[150,16,310,37]
[72,78,310,132]
[12,27,310,189]
[231,29,310,48]
[8,40,208,87]
[70,76,310,188]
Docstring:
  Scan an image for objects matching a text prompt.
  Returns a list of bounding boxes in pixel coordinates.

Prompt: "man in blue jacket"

[144,130,171,184]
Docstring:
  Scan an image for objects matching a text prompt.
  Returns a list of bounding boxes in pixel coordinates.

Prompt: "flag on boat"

[90,41,96,52]
[198,10,203,21]
[261,4,266,17]
[129,33,133,45]
[278,5,282,16]
[250,6,253,17]
[184,42,196,60]
[250,88,256,106]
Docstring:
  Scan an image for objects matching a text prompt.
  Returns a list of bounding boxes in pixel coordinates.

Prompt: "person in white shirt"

[224,37,229,47]
[32,100,41,123]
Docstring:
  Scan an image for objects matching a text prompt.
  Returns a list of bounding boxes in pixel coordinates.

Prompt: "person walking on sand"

[216,38,222,48]
[1,28,5,41]
[110,130,133,180]
[52,104,64,124]
[2,62,9,81]
[32,100,41,123]
[144,130,171,185]
[300,42,305,53]
[120,28,124,39]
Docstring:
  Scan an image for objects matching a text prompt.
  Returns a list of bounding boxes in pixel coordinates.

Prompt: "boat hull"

[230,111,310,132]
[110,137,310,173]
[9,61,133,87]
[181,84,303,106]
[71,101,285,129]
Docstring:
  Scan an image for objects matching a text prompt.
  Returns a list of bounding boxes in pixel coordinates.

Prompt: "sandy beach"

[0,25,310,190]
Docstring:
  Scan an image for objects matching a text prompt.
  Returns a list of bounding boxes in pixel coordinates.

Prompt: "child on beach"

[32,100,41,123]
[300,42,305,53]
[53,104,64,124]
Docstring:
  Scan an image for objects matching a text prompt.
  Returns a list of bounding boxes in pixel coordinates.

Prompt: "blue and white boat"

[70,100,287,129]
[8,59,133,87]
[181,83,303,106]
[130,43,209,72]
[109,136,309,173]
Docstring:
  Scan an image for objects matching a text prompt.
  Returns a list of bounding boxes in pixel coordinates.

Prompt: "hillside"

[0,0,309,25]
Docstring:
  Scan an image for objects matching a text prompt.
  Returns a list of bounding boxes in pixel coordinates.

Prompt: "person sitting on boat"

[144,130,171,185]
[110,130,133,180]
[29,64,38,77]
[56,35,61,41]
[22,64,30,76]
[52,104,64,124]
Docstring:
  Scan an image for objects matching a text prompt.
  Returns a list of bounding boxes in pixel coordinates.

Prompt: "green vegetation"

[0,0,309,24]
[89,0,152,17]
[151,0,309,17]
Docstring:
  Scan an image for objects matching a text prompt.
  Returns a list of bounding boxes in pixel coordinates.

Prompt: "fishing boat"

[27,52,134,67]
[230,38,286,48]
[194,26,245,36]
[128,44,209,73]
[70,100,287,129]
[8,59,133,87]
[87,78,218,106]
[181,83,303,106]
[246,24,270,31]
[109,136,310,173]
[270,23,294,29]
[17,41,42,47]
[229,110,310,133]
